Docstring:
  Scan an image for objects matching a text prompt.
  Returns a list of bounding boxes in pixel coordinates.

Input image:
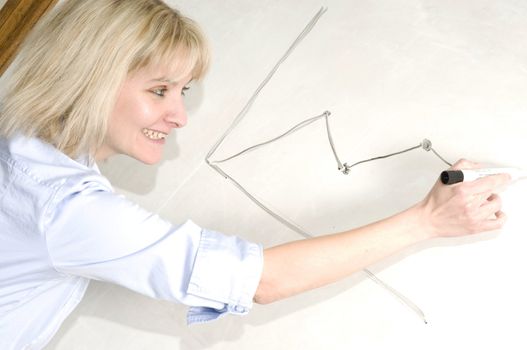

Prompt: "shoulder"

[0,135,112,193]
[0,135,115,242]
[0,135,113,231]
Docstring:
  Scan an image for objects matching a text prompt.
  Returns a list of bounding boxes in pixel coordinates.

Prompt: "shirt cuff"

[186,228,263,324]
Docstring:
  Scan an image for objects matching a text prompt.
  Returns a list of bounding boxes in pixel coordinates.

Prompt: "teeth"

[142,128,167,140]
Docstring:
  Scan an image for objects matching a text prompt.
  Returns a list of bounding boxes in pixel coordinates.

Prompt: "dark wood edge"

[0,0,59,77]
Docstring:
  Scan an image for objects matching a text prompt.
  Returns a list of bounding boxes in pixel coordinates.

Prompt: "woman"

[0,0,509,349]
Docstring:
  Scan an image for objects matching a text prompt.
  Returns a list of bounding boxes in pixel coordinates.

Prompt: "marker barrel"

[440,168,526,185]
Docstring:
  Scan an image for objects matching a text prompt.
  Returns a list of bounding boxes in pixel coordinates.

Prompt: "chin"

[134,152,162,165]
[140,157,162,165]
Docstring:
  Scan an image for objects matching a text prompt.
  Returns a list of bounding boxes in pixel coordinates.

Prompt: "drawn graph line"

[205,7,452,324]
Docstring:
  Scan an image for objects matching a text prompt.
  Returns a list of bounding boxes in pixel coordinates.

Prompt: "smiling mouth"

[142,128,168,140]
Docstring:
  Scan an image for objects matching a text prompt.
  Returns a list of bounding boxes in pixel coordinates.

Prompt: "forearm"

[253,160,510,305]
[254,202,430,304]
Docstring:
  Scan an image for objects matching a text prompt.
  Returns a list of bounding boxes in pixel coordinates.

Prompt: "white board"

[38,0,527,349]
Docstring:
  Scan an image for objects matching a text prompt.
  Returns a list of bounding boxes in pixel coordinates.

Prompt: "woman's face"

[96,65,191,164]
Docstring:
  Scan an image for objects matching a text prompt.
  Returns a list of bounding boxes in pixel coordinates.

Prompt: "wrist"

[404,201,437,241]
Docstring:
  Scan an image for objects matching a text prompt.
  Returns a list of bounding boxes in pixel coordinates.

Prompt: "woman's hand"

[255,158,512,305]
[418,159,511,238]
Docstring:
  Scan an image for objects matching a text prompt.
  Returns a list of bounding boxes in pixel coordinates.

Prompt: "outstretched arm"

[254,160,510,304]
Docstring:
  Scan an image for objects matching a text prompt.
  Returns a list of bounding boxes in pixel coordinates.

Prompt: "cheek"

[112,94,156,129]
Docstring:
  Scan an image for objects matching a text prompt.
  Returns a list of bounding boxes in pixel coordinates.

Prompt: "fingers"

[425,158,511,237]
[495,210,507,222]
[450,158,482,170]
[448,159,512,193]
[478,210,507,232]
[462,173,512,194]
[466,193,506,233]
[479,193,502,219]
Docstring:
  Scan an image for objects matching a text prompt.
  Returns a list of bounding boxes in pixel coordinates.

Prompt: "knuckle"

[454,185,469,198]
[464,210,481,232]
[454,158,471,167]
[488,196,502,210]
[452,158,481,171]
[461,202,472,215]
[452,159,468,169]
[466,215,479,228]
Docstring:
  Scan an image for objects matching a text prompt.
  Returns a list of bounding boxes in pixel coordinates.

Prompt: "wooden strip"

[0,0,58,77]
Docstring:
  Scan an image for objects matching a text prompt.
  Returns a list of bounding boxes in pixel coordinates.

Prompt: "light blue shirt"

[0,135,263,350]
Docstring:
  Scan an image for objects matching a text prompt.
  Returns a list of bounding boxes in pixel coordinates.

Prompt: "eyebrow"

[150,78,178,85]
[149,77,194,86]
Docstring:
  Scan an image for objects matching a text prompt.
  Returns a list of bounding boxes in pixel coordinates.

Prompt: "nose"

[164,97,187,128]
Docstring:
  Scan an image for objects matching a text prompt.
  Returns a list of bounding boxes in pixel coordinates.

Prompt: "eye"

[151,87,168,97]
[181,86,190,96]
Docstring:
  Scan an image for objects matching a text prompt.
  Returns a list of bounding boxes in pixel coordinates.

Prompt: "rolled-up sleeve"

[43,175,263,324]
[186,228,263,323]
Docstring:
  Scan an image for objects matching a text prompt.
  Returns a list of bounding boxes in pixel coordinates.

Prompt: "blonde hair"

[0,0,209,158]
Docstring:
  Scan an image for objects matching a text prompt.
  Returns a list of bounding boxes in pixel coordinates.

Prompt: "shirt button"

[234,305,245,313]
